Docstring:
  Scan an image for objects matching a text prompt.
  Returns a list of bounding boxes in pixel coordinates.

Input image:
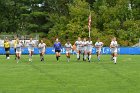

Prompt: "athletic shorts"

[66,50,71,54]
[28,48,34,52]
[16,50,21,54]
[5,48,10,51]
[96,48,101,52]
[86,48,92,52]
[55,50,61,53]
[39,49,45,53]
[111,48,117,53]
[14,48,16,52]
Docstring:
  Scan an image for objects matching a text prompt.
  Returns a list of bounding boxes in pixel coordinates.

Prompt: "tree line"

[0,0,139,46]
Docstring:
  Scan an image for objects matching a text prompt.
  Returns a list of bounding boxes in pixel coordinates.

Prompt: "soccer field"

[0,55,139,93]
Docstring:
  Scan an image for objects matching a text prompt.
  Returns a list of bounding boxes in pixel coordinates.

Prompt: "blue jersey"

[53,42,62,50]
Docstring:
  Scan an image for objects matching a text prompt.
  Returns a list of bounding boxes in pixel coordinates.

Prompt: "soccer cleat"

[7,57,10,59]
[88,60,91,62]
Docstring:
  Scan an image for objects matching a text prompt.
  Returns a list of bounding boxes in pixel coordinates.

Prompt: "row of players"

[3,37,118,64]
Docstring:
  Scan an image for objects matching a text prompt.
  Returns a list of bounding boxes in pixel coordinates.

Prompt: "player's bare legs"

[66,53,70,62]
[84,51,87,61]
[97,51,101,61]
[16,53,21,63]
[87,52,91,62]
[77,50,81,60]
[56,52,61,62]
[29,51,33,62]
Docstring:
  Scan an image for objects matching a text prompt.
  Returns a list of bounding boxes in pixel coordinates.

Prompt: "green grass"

[0,54,140,93]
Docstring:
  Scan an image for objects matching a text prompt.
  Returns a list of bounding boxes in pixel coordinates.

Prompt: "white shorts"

[16,51,21,54]
[96,48,101,52]
[28,48,34,52]
[111,48,117,53]
[39,49,45,53]
[66,50,71,54]
[76,47,82,51]
[87,49,92,52]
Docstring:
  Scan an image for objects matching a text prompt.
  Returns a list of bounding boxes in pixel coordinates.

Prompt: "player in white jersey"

[75,37,82,60]
[95,38,103,61]
[82,38,87,61]
[65,40,72,62]
[15,39,23,63]
[28,38,35,62]
[38,40,46,62]
[110,37,118,64]
[86,37,93,62]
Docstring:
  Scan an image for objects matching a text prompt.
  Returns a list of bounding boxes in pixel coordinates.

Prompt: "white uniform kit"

[65,43,72,53]
[28,41,35,52]
[95,42,103,52]
[110,41,118,53]
[75,41,82,51]
[86,41,93,52]
[16,43,23,54]
[38,43,46,53]
[82,41,87,53]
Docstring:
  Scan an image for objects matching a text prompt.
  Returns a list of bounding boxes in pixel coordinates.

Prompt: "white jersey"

[28,41,35,51]
[65,43,72,51]
[16,43,23,53]
[82,41,87,51]
[95,42,103,52]
[110,41,118,53]
[75,41,82,50]
[65,43,72,53]
[38,43,46,53]
[86,41,93,52]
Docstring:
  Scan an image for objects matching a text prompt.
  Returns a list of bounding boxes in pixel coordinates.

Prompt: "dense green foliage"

[0,55,140,93]
[0,0,139,46]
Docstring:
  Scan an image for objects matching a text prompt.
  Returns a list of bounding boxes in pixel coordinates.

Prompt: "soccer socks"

[114,57,117,64]
[77,53,80,60]
[56,56,59,61]
[89,55,91,61]
[67,57,70,62]
[98,55,100,61]
[84,55,87,60]
[29,54,32,62]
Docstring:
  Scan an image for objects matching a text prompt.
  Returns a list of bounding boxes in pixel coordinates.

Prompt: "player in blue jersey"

[53,38,62,62]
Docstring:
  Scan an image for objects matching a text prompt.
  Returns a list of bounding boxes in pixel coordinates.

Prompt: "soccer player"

[28,38,35,62]
[4,38,10,59]
[15,39,23,63]
[38,40,46,61]
[75,37,82,60]
[14,37,18,60]
[86,37,93,62]
[110,37,118,64]
[95,38,103,61]
[65,40,72,62]
[53,38,62,62]
[82,38,87,61]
